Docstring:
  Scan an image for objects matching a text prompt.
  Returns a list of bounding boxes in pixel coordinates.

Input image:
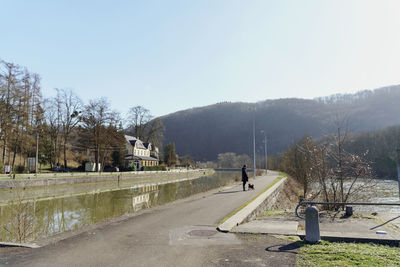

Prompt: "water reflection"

[0,171,236,243]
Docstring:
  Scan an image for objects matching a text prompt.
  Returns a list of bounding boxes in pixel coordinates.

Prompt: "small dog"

[248,183,255,190]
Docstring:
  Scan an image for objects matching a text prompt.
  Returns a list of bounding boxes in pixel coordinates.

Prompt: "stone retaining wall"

[243,177,287,223]
[0,170,208,189]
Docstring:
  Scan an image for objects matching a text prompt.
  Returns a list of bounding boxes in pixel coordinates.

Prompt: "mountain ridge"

[159,84,400,161]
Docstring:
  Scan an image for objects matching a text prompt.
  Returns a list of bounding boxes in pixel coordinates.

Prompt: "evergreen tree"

[163,142,177,167]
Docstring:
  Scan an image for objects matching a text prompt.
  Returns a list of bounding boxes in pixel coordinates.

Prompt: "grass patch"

[261,210,286,217]
[219,172,287,224]
[297,240,400,266]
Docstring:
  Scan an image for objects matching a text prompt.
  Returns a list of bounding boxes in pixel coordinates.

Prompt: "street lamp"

[35,133,39,176]
[397,148,400,200]
[253,110,256,180]
[261,130,268,174]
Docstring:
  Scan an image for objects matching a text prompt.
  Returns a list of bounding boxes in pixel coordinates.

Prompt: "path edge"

[217,175,287,232]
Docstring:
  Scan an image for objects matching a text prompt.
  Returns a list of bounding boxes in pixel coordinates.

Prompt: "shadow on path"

[370,215,400,230]
[265,241,302,255]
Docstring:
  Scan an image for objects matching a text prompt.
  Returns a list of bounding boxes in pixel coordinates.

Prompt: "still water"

[0,171,238,243]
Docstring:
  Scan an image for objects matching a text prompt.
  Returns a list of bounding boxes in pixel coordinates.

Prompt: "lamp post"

[35,133,39,176]
[253,110,256,180]
[261,130,267,174]
[397,148,400,200]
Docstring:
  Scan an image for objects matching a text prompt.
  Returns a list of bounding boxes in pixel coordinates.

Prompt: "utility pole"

[265,135,268,174]
[253,109,256,180]
[261,130,267,174]
[397,148,400,201]
[35,133,39,176]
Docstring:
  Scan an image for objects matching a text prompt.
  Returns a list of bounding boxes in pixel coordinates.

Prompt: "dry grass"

[271,176,302,210]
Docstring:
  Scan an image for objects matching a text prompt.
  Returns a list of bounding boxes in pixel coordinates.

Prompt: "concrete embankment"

[229,175,400,245]
[218,172,287,232]
[0,169,209,189]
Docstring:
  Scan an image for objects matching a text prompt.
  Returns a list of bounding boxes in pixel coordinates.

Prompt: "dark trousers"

[243,181,247,191]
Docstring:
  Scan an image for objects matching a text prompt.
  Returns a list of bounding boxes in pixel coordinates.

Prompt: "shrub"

[0,163,3,173]
[14,165,27,174]
[125,162,136,171]
[143,165,166,171]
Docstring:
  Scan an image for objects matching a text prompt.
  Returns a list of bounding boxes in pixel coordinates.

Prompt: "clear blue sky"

[1,0,400,117]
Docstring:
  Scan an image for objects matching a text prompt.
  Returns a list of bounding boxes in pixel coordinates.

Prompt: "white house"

[125,135,159,169]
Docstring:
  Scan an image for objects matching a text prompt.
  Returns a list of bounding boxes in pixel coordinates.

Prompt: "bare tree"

[281,135,315,197]
[125,106,165,148]
[43,98,62,168]
[80,98,123,171]
[281,130,375,210]
[56,88,82,170]
[126,106,152,140]
[143,118,165,149]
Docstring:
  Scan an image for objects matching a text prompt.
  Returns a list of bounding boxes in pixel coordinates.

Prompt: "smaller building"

[85,162,101,172]
[125,135,159,170]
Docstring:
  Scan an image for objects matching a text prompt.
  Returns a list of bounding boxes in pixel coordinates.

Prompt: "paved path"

[1,171,298,267]
[235,211,400,244]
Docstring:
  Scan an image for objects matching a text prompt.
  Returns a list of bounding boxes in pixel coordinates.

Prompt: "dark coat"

[242,167,248,182]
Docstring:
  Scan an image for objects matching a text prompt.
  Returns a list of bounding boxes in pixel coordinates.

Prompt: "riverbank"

[234,176,400,242]
[0,169,241,244]
[0,169,210,189]
[238,175,400,265]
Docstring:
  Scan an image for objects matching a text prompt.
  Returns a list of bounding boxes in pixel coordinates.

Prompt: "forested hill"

[160,85,400,161]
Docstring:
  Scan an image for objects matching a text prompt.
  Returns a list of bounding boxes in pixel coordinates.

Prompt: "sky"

[1,0,400,117]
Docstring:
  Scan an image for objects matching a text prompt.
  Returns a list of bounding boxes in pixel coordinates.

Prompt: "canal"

[0,170,238,243]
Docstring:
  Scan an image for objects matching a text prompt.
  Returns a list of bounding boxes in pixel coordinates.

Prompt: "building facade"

[125,135,159,170]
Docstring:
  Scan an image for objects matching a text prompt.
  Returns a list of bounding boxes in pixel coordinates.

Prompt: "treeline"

[344,125,400,179]
[0,59,165,173]
[161,85,400,161]
[197,152,272,171]
[198,152,252,169]
[0,60,42,172]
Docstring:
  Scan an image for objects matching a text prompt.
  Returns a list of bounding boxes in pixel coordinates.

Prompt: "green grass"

[297,241,400,266]
[219,172,288,224]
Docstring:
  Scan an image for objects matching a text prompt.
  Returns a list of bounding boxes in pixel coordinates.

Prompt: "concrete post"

[305,206,320,243]
[345,206,353,217]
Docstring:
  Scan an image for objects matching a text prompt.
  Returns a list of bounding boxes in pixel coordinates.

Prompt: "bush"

[143,165,166,171]
[103,165,119,172]
[124,162,136,172]
[14,165,27,174]
[0,163,3,173]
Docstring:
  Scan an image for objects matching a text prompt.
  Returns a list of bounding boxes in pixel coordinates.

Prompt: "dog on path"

[248,183,255,190]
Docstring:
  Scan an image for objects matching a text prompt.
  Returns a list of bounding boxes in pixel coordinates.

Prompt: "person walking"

[242,164,248,191]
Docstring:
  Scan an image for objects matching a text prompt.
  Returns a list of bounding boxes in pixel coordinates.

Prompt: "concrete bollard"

[345,206,353,217]
[305,206,320,244]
